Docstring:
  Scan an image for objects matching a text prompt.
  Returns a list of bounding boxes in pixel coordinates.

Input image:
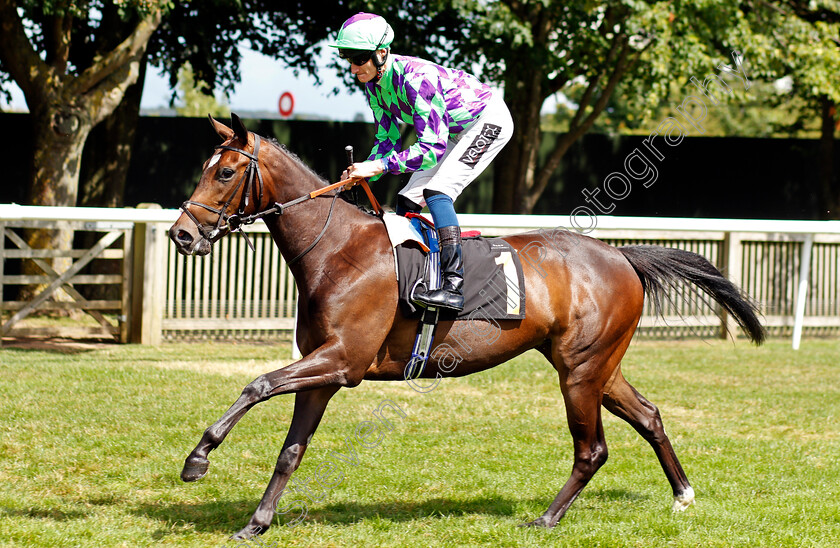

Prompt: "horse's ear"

[230,113,249,144]
[208,114,233,141]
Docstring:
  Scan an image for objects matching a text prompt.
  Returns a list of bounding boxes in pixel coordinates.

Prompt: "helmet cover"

[330,13,394,51]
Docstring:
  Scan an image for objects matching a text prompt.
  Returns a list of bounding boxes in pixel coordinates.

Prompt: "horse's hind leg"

[524,364,610,527]
[231,385,340,540]
[602,368,695,511]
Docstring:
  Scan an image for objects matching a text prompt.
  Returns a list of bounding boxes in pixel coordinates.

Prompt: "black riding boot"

[413,225,465,311]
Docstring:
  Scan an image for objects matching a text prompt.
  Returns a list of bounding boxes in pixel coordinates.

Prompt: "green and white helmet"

[330,12,394,51]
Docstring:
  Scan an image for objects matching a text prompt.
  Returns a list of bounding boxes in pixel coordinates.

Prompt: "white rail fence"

[1,204,839,349]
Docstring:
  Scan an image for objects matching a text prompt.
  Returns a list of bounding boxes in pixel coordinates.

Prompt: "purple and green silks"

[364,55,493,180]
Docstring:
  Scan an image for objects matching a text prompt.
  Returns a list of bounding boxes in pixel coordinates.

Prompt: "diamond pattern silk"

[364,55,493,179]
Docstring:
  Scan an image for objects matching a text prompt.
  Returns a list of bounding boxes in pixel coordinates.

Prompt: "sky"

[142,47,372,120]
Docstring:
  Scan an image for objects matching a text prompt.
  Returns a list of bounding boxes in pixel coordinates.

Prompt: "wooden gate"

[162,226,297,340]
[0,219,132,344]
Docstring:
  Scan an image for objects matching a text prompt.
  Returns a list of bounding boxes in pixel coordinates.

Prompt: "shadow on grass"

[585,488,651,503]
[0,506,92,521]
[0,494,131,523]
[132,499,256,537]
[305,496,522,525]
[133,488,650,537]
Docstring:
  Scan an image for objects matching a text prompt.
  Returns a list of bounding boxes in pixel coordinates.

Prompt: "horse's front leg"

[231,385,340,540]
[181,343,365,482]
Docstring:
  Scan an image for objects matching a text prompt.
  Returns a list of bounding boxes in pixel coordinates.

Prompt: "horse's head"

[169,113,264,256]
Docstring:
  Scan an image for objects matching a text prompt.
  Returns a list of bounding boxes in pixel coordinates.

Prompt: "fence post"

[721,231,744,339]
[130,216,168,345]
[291,299,301,359]
[792,234,813,350]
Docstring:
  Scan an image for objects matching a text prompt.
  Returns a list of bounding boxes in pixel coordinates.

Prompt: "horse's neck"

[263,154,382,285]
[268,198,381,293]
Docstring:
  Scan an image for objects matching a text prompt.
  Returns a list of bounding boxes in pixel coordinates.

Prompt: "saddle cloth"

[394,235,526,321]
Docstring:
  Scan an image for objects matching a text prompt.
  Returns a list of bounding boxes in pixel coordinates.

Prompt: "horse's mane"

[261,135,378,216]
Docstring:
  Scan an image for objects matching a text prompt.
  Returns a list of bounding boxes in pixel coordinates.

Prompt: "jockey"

[333,12,513,312]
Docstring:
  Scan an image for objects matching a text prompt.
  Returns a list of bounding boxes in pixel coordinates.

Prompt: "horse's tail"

[619,245,766,344]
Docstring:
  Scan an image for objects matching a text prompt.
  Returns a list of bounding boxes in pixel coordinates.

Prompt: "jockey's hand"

[343,160,384,181]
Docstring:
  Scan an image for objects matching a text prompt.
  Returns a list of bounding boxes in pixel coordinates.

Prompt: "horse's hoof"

[518,517,552,528]
[672,486,695,512]
[180,457,210,482]
[230,524,267,540]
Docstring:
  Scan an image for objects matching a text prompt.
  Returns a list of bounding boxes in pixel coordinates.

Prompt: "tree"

[0,1,364,210]
[172,63,230,118]
[268,1,755,214]
[0,0,163,306]
[570,1,840,218]
[73,1,358,208]
[0,0,164,304]
[741,0,840,218]
[437,1,762,213]
[0,1,769,218]
[0,0,163,211]
[71,0,471,208]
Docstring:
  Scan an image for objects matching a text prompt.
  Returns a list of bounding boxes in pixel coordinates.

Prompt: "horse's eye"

[218,167,236,180]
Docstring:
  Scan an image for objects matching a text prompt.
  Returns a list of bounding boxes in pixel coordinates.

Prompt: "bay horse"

[169,114,765,540]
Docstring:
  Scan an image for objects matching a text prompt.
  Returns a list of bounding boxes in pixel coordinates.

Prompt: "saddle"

[396,213,525,321]
[382,213,526,380]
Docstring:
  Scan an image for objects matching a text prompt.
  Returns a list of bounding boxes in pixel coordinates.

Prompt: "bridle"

[180,135,378,265]
[180,136,265,247]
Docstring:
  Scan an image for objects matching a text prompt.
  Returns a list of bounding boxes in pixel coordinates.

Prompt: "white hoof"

[672,486,695,512]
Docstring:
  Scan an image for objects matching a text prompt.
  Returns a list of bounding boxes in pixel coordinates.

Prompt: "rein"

[180,136,383,265]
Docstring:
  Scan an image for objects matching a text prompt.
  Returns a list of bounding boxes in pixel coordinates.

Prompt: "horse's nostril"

[177,229,193,245]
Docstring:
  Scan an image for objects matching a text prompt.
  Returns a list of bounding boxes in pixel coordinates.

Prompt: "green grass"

[1,338,839,547]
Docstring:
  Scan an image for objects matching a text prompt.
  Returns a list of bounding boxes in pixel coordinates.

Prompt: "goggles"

[339,49,374,66]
